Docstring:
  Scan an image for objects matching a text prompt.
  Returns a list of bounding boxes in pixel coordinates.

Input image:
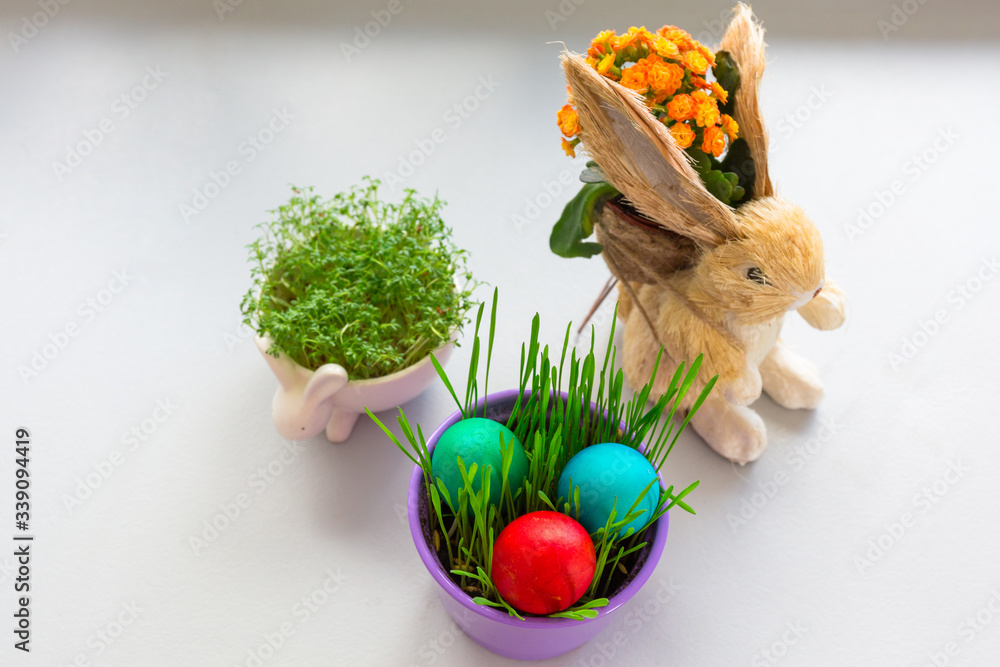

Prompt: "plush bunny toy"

[563,4,847,464]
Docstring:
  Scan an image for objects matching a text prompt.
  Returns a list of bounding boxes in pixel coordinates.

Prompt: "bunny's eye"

[746,267,769,285]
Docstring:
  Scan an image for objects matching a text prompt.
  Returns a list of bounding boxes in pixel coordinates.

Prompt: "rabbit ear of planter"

[255,336,350,440]
[301,364,350,408]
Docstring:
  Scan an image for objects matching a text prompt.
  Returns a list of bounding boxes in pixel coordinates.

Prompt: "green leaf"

[549,182,619,259]
[537,489,556,511]
[550,609,600,620]
[435,478,454,514]
[431,353,463,415]
[364,408,417,465]
[666,480,701,514]
[702,169,734,205]
[713,50,740,116]
[483,287,498,410]
[720,138,755,203]
[685,147,712,176]
[472,596,504,607]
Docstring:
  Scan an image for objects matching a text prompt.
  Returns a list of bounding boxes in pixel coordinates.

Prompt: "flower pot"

[256,336,454,443]
[407,389,669,660]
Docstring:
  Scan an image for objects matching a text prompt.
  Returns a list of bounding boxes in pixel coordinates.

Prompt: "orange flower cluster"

[558,25,738,159]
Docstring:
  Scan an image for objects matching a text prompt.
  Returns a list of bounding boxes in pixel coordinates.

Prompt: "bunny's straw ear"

[720,3,773,198]
[562,53,740,247]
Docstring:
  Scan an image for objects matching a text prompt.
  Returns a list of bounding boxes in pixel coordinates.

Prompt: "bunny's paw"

[760,341,824,410]
[691,395,768,465]
[720,364,762,406]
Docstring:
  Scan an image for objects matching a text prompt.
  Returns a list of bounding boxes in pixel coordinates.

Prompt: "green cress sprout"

[369,289,716,620]
[241,178,475,379]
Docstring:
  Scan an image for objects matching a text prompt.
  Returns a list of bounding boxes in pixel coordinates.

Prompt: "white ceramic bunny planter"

[256,336,454,443]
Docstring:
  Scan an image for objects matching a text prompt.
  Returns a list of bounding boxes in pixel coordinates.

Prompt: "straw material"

[562,53,740,248]
[720,3,774,197]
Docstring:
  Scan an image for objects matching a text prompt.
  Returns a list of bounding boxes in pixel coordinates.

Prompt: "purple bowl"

[407,389,670,660]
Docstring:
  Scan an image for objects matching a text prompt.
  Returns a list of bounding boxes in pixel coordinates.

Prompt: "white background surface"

[2,1,999,665]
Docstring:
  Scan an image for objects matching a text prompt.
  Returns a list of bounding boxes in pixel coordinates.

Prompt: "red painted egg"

[491,511,597,615]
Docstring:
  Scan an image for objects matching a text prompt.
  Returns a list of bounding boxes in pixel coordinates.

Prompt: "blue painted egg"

[431,418,528,511]
[557,442,660,536]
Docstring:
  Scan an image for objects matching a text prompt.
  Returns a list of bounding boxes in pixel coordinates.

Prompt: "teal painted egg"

[431,418,528,511]
[557,443,660,536]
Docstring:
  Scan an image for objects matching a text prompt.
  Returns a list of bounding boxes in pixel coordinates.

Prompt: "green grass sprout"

[372,288,716,619]
[242,178,474,379]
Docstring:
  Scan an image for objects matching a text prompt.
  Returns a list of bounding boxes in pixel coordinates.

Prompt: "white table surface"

[2,1,999,665]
